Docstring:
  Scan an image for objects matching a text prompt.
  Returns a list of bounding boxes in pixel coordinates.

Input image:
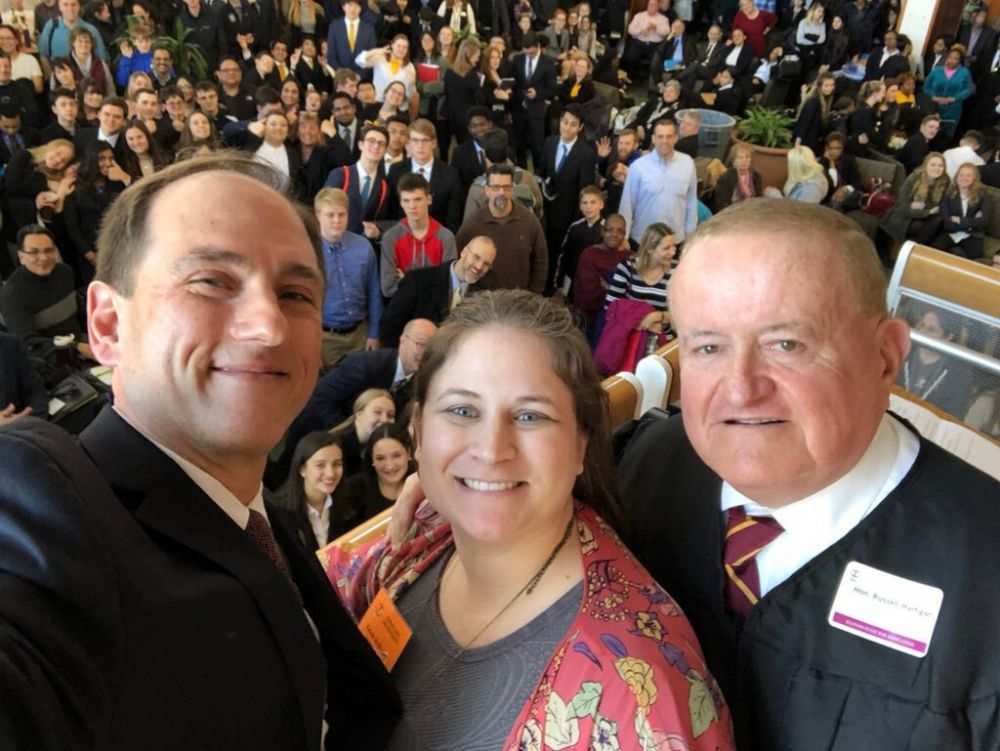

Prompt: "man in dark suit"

[959,7,997,74]
[896,113,943,174]
[711,67,745,116]
[73,96,128,163]
[864,30,911,81]
[0,331,47,423]
[512,32,557,169]
[379,236,496,346]
[326,0,376,77]
[0,107,38,167]
[0,154,400,749]
[534,104,596,293]
[409,6,443,51]
[679,23,727,92]
[449,106,491,195]
[649,18,698,93]
[324,123,390,236]
[289,318,437,447]
[386,117,463,231]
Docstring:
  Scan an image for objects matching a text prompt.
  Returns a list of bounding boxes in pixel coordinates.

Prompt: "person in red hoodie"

[380,172,458,297]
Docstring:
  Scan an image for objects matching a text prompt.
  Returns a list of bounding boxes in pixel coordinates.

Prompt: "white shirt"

[10,52,41,84]
[255,141,289,177]
[720,414,920,597]
[943,145,985,178]
[97,128,119,147]
[306,496,334,548]
[113,406,266,531]
[725,44,743,67]
[412,157,434,180]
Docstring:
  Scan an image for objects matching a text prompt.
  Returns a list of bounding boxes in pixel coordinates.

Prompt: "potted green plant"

[154,19,208,82]
[732,106,795,190]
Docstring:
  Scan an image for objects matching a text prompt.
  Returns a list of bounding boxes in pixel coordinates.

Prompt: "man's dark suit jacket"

[959,23,998,73]
[863,47,911,81]
[512,52,557,120]
[0,409,400,750]
[73,127,128,163]
[0,127,38,166]
[651,34,698,86]
[449,137,485,194]
[694,39,728,75]
[0,332,46,416]
[324,162,390,234]
[378,261,494,346]
[386,158,463,231]
[712,85,744,116]
[288,347,405,450]
[299,139,352,202]
[326,17,376,74]
[535,135,597,239]
[618,411,1000,751]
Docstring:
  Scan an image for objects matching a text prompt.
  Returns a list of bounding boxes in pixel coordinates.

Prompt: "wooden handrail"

[892,243,1000,319]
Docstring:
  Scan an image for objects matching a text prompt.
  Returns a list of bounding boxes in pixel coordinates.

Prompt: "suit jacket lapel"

[79,408,326,751]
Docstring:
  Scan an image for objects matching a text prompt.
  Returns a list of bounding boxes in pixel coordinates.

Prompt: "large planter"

[730,134,790,191]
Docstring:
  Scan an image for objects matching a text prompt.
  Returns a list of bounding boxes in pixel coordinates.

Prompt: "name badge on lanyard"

[828,561,943,658]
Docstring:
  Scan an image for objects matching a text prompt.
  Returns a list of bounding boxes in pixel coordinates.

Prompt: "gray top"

[387,550,583,751]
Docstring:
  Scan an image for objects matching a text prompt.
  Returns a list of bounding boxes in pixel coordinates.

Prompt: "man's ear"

[87,281,124,367]
[876,316,911,388]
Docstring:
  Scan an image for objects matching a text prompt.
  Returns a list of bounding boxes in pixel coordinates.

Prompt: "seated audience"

[819,132,863,211]
[768,145,828,203]
[324,289,735,750]
[277,431,349,550]
[882,151,949,246]
[934,162,987,260]
[711,141,761,213]
[2,138,75,238]
[329,388,398,480]
[605,221,677,338]
[342,422,415,523]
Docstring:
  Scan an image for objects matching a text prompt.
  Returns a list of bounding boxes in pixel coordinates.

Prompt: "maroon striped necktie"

[724,506,784,616]
[245,509,302,602]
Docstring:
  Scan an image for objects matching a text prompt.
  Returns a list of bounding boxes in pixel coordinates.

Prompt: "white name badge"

[827,561,943,658]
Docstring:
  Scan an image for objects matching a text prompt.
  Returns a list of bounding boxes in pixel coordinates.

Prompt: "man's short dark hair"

[130,86,157,103]
[522,32,539,48]
[385,113,409,129]
[255,86,281,109]
[359,123,388,143]
[825,131,846,147]
[100,96,127,116]
[466,105,490,125]
[485,163,515,183]
[17,224,55,249]
[481,128,509,164]
[96,153,323,296]
[50,86,77,105]
[331,90,354,106]
[160,85,183,101]
[194,80,218,94]
[562,103,583,125]
[0,104,21,120]
[216,55,240,70]
[397,172,430,195]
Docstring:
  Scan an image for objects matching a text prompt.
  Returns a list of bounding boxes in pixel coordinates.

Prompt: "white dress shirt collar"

[306,496,333,548]
[721,413,920,596]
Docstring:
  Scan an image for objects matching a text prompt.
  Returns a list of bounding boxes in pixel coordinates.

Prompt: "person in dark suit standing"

[386,117,463,231]
[378,235,496,346]
[864,30,911,82]
[958,6,997,75]
[534,104,596,294]
[511,32,556,169]
[289,318,437,446]
[448,106,491,195]
[326,0,376,77]
[0,107,38,166]
[0,153,401,750]
[324,123,390,238]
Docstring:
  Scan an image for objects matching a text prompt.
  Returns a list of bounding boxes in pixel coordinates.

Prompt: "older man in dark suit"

[0,153,400,751]
[379,236,496,346]
[288,318,437,448]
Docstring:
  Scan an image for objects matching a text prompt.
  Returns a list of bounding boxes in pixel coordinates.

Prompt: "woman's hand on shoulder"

[388,473,426,548]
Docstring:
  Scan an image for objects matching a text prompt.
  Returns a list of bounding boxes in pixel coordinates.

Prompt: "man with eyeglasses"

[454,163,547,293]
[387,117,462,232]
[324,123,390,240]
[0,224,93,361]
[149,45,177,90]
[215,55,255,121]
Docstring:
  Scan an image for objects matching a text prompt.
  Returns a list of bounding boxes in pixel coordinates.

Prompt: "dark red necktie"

[245,509,301,602]
[724,506,784,616]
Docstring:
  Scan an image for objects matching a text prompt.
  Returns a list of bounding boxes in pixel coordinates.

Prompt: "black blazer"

[712,85,745,116]
[694,39,728,76]
[721,43,754,80]
[512,51,557,119]
[63,180,125,259]
[0,409,400,750]
[555,76,595,106]
[863,47,911,81]
[288,347,400,449]
[387,157,463,231]
[0,126,38,166]
[294,57,333,94]
[535,135,597,234]
[449,137,486,194]
[298,141,350,202]
[940,192,987,236]
[0,332,47,416]
[73,127,128,163]
[443,67,485,129]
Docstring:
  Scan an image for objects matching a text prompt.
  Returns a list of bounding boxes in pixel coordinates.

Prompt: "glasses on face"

[220,66,240,74]
[363,137,387,148]
[486,183,513,192]
[20,247,57,257]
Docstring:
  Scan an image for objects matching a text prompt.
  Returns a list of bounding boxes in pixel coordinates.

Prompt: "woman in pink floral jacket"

[322,289,735,751]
